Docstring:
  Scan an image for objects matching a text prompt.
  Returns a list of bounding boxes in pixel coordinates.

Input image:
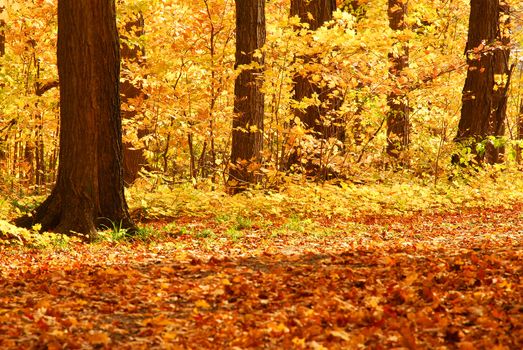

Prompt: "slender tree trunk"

[386,0,410,159]
[228,0,265,193]
[516,98,523,164]
[0,2,4,57]
[454,0,510,164]
[15,0,134,238]
[35,115,45,189]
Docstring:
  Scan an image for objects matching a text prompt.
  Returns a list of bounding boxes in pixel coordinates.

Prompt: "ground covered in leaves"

[1,195,522,349]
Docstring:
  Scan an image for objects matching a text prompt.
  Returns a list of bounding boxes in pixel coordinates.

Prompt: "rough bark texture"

[0,6,4,57]
[228,0,265,193]
[386,0,410,159]
[455,0,510,164]
[289,0,344,141]
[15,0,134,238]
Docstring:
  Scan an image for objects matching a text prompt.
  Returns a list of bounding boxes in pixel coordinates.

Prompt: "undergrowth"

[126,167,523,221]
[1,167,523,249]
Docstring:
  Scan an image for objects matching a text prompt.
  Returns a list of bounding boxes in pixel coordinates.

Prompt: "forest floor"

[0,176,522,349]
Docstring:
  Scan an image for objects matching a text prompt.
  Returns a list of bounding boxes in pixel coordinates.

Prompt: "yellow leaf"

[162,331,178,341]
[160,266,176,274]
[329,329,351,341]
[87,331,111,345]
[292,337,306,348]
[308,341,328,350]
[195,299,211,309]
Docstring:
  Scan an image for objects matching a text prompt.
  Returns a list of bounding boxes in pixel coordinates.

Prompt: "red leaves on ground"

[0,205,522,349]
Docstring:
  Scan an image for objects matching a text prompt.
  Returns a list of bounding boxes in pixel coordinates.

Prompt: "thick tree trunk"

[228,0,265,193]
[454,0,510,164]
[386,0,410,159]
[15,0,134,238]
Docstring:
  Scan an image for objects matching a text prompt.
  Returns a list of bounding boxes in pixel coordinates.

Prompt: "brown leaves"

[1,204,522,348]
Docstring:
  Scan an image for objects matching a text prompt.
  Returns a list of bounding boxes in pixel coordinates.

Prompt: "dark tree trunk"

[386,0,410,159]
[15,0,134,238]
[289,0,344,141]
[119,9,149,185]
[228,0,265,193]
[287,0,345,177]
[0,5,4,57]
[454,0,510,164]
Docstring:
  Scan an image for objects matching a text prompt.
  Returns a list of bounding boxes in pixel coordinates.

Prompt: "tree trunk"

[15,0,134,238]
[228,0,265,193]
[454,0,510,164]
[290,0,344,141]
[386,0,410,159]
[516,97,523,164]
[287,0,345,176]
[0,2,4,57]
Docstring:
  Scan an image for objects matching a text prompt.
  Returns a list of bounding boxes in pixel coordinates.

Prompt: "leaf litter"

[0,204,521,349]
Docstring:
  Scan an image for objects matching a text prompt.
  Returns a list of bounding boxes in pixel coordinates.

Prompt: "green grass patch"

[2,167,523,248]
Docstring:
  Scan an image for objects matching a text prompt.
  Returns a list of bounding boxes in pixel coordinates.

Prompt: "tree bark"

[454,0,510,164]
[289,0,344,141]
[0,2,5,57]
[15,0,134,238]
[228,0,265,193]
[386,0,410,159]
[286,0,345,177]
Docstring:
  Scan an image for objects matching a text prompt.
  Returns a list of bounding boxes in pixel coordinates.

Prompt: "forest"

[0,0,522,348]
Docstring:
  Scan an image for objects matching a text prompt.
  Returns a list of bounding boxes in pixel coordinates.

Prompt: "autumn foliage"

[0,0,523,348]
[0,0,521,190]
